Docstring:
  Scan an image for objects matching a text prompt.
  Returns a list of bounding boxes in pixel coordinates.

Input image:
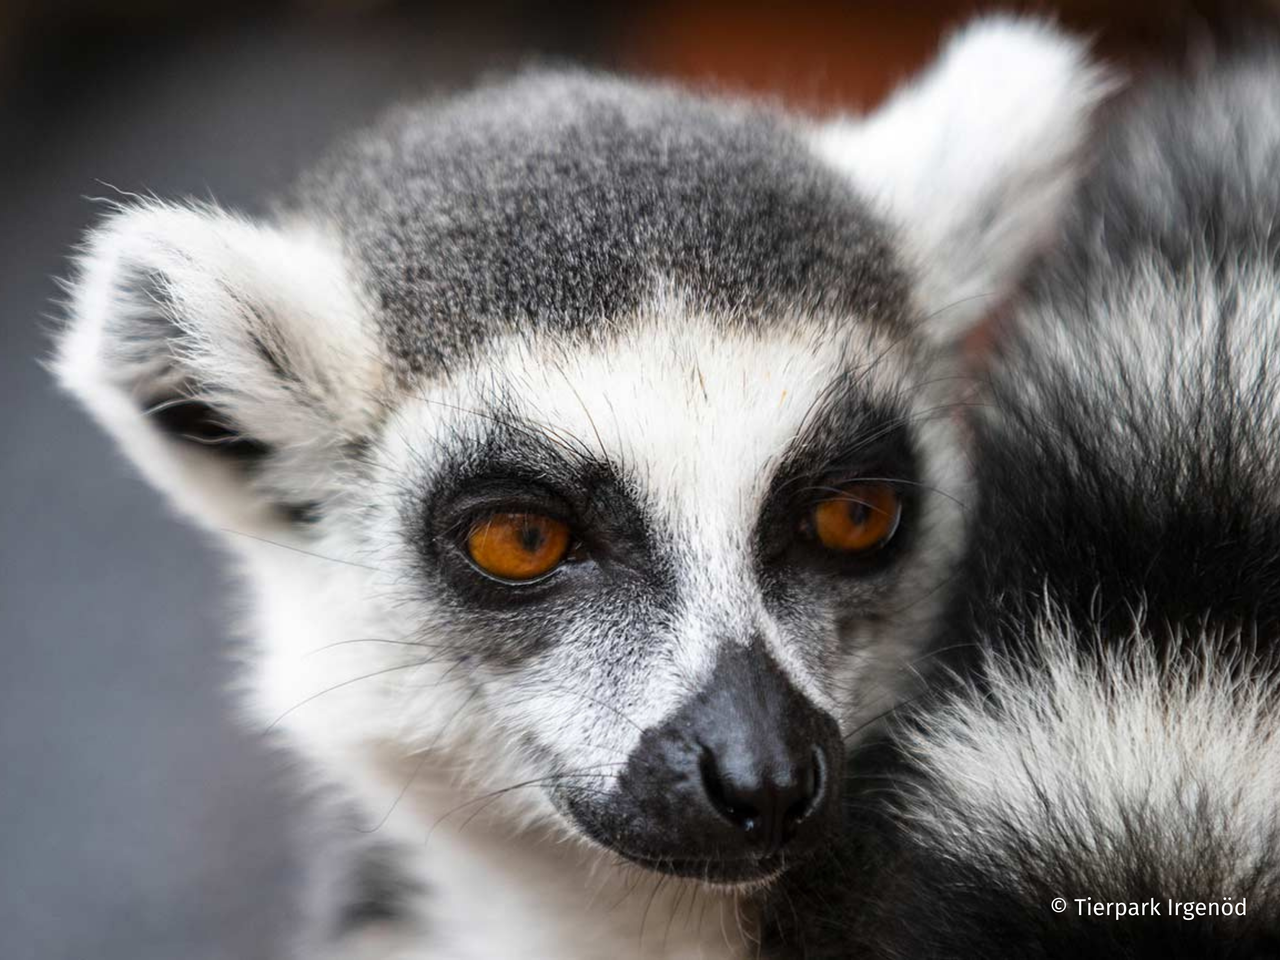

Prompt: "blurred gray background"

[0,1,1230,957]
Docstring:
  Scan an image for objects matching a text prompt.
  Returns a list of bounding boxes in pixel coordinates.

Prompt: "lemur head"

[57,19,1104,885]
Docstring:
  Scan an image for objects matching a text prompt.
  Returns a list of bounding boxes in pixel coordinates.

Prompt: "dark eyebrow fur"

[424,410,615,502]
[771,371,919,492]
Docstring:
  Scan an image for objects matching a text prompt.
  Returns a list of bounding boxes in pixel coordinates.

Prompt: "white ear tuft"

[54,201,385,533]
[812,15,1116,341]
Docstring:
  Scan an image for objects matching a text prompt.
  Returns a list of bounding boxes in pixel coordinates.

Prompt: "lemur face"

[371,302,946,880]
[57,20,1105,885]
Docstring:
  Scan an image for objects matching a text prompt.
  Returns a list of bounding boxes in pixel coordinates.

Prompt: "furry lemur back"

[54,19,1105,958]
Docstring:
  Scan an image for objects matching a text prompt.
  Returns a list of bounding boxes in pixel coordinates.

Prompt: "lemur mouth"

[556,786,823,887]
[611,849,792,887]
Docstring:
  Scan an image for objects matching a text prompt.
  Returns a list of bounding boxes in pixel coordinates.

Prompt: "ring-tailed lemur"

[767,34,1280,960]
[54,19,1104,959]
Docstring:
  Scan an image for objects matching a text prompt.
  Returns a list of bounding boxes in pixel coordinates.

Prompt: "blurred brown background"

[0,2,1264,958]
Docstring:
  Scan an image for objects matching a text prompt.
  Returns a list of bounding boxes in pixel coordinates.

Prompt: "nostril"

[699,744,828,850]
[700,750,759,828]
[782,746,825,833]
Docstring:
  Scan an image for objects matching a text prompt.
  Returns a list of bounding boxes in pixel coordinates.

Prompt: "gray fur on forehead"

[293,69,910,378]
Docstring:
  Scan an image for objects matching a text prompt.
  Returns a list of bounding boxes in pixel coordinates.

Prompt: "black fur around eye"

[146,395,270,461]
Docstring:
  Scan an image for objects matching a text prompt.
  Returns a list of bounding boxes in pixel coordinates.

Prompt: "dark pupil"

[846,501,870,526]
[518,521,546,553]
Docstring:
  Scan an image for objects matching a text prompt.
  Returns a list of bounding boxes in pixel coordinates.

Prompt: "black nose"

[602,638,842,881]
[699,743,826,851]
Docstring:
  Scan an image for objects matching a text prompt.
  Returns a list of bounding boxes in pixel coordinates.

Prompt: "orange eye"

[466,513,572,581]
[811,482,902,554]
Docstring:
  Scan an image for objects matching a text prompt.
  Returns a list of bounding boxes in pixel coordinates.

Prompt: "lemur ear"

[55,202,385,534]
[813,16,1114,342]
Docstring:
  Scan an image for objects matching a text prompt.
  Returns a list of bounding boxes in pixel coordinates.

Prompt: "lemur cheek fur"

[54,14,1108,958]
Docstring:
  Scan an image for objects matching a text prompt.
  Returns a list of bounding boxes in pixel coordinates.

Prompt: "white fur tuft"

[896,604,1280,887]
